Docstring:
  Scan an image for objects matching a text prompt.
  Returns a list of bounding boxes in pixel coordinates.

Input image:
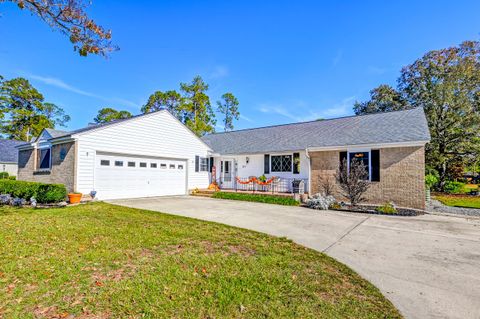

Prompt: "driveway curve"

[109,196,480,319]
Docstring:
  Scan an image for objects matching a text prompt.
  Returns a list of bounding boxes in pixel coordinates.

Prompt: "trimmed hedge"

[0,180,67,203]
[212,191,299,206]
[0,172,8,179]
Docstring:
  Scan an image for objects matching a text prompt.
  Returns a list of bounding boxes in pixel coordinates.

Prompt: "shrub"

[0,180,67,203]
[0,180,39,199]
[212,192,299,206]
[375,202,397,214]
[8,176,16,180]
[0,172,8,179]
[306,193,336,210]
[329,202,342,210]
[36,184,68,203]
[443,181,465,194]
[0,194,12,205]
[425,173,439,190]
[11,198,26,207]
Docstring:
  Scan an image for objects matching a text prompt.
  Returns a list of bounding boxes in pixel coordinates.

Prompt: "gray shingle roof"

[202,108,431,155]
[44,128,70,139]
[0,139,24,163]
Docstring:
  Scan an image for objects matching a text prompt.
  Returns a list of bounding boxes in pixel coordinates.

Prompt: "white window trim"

[346,148,371,182]
[199,157,209,172]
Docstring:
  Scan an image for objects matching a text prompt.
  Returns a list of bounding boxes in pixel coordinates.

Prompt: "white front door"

[220,159,234,189]
[94,153,187,200]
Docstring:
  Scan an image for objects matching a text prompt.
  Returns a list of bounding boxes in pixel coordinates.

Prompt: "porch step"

[191,189,216,198]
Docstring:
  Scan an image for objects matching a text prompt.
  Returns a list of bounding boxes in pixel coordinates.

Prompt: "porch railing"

[217,177,308,194]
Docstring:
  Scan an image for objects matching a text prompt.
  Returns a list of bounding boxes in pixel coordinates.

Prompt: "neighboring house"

[16,108,431,209]
[202,108,430,209]
[17,111,212,199]
[0,139,25,177]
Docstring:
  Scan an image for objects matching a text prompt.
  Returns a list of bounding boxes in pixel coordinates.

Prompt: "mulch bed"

[330,204,424,217]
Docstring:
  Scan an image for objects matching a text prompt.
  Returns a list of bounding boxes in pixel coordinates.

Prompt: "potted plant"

[68,192,82,204]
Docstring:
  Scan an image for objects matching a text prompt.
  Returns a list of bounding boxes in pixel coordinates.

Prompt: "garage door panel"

[95,154,187,200]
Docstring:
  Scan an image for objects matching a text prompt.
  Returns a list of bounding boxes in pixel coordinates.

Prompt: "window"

[195,156,209,172]
[100,160,110,166]
[39,148,51,169]
[160,163,167,169]
[348,151,370,180]
[178,164,184,170]
[200,157,208,172]
[128,162,136,167]
[169,164,175,169]
[140,162,147,168]
[150,163,157,168]
[271,155,292,172]
[115,161,124,167]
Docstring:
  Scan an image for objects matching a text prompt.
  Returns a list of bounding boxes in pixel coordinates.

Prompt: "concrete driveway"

[108,196,480,319]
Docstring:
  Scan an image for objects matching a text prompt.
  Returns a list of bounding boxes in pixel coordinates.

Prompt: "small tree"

[317,165,336,196]
[335,158,370,206]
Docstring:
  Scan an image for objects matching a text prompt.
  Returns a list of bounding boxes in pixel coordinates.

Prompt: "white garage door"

[94,153,187,200]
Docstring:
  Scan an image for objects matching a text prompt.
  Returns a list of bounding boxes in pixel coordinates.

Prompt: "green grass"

[462,184,479,193]
[0,203,401,318]
[212,191,300,206]
[434,194,480,209]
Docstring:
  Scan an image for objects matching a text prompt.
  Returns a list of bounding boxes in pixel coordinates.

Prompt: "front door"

[221,160,234,189]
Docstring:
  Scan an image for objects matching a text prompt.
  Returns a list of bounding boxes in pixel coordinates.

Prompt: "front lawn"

[212,191,300,206]
[0,202,400,318]
[434,194,480,209]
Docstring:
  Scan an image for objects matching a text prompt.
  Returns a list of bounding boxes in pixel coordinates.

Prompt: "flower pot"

[68,193,82,204]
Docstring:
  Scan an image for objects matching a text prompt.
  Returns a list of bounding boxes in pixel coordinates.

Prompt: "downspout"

[305,148,311,196]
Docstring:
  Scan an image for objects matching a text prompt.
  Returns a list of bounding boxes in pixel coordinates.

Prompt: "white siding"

[75,111,211,194]
[1,163,18,176]
[213,151,310,190]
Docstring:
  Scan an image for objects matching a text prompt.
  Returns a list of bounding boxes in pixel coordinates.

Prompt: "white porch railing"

[217,176,308,194]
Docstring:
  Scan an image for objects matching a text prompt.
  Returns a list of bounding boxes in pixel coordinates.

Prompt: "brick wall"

[310,146,426,209]
[18,142,76,192]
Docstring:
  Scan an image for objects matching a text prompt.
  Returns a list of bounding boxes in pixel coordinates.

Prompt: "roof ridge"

[205,107,420,136]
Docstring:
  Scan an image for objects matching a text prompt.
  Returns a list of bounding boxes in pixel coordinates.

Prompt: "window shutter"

[293,153,300,174]
[264,154,270,174]
[195,156,199,172]
[339,151,347,168]
[371,150,380,182]
[209,157,214,172]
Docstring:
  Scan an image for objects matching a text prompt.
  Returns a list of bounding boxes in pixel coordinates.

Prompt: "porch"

[210,152,310,195]
[216,176,309,195]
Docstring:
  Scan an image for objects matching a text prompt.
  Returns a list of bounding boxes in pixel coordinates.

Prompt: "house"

[0,139,25,177]
[202,107,430,209]
[17,111,212,199]
[17,107,430,209]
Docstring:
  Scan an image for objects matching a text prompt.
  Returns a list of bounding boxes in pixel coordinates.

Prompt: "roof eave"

[306,140,430,152]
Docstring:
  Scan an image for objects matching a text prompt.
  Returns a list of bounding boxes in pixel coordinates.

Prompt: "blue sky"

[1,0,479,131]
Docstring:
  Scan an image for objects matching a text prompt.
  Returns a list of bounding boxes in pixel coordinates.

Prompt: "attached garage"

[16,110,212,199]
[94,153,188,200]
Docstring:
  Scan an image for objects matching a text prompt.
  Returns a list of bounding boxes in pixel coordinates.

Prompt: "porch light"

[246,157,250,164]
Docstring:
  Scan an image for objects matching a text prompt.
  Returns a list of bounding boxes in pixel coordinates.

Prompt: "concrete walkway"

[108,196,480,319]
